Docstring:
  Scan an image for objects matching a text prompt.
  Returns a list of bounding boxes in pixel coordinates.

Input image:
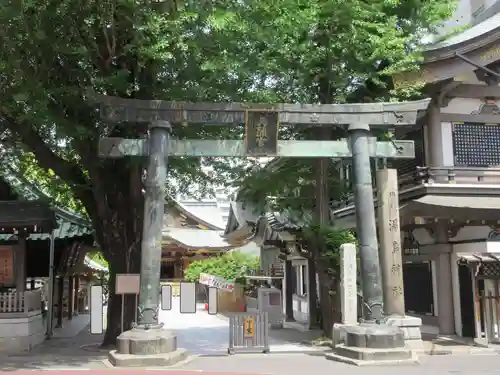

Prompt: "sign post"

[96,95,430,366]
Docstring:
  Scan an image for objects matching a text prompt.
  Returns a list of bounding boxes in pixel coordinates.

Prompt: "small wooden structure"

[0,169,96,352]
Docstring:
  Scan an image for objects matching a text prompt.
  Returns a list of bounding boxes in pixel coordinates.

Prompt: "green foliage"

[0,0,456,221]
[16,153,86,214]
[225,0,456,214]
[87,251,109,269]
[234,158,350,214]
[184,252,260,284]
[302,226,357,277]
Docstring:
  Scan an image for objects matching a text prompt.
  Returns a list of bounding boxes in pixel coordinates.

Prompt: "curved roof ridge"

[172,199,225,230]
[0,166,91,226]
[425,12,500,54]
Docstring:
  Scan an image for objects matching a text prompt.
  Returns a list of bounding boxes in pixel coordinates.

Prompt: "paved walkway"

[0,314,108,371]
[160,298,323,356]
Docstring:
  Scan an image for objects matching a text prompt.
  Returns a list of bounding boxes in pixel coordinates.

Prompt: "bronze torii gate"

[96,95,429,366]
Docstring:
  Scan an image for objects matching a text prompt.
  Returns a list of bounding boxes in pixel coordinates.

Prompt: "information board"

[452,122,500,167]
[115,274,140,295]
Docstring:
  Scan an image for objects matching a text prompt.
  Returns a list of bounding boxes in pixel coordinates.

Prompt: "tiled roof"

[426,12,500,52]
[163,228,234,250]
[0,201,56,233]
[175,200,226,230]
[0,169,93,241]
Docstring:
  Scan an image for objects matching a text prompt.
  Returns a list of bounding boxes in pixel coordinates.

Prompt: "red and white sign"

[199,273,234,292]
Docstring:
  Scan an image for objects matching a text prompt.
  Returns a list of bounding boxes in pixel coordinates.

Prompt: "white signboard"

[90,285,103,334]
[115,274,140,295]
[340,244,358,325]
[199,273,234,292]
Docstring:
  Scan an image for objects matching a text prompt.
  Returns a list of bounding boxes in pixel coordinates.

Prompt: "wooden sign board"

[115,274,140,295]
[245,110,279,156]
[0,246,14,286]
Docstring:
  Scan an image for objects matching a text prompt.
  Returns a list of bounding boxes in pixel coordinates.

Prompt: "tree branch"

[1,115,99,213]
[4,116,87,186]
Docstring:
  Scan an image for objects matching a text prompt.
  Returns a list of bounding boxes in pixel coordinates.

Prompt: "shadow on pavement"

[0,331,109,371]
[0,321,323,370]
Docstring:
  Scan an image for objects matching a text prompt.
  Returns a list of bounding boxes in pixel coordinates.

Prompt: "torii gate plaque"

[96,95,429,366]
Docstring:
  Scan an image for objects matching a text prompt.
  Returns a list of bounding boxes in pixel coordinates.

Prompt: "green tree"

[184,252,259,283]
[0,0,455,344]
[223,0,455,334]
[0,0,258,346]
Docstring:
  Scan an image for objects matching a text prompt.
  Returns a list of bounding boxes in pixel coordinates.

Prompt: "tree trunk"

[311,127,331,331]
[316,266,340,337]
[88,165,144,347]
[307,258,319,329]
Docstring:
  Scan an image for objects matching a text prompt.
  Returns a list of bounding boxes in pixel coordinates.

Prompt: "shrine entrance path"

[159,297,323,356]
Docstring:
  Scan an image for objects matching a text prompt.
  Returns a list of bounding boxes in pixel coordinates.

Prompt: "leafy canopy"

[0,0,456,211]
[184,252,260,284]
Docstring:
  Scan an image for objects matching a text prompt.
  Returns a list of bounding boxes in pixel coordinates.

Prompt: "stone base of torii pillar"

[327,321,419,367]
[386,316,424,351]
[327,243,421,366]
[108,327,188,367]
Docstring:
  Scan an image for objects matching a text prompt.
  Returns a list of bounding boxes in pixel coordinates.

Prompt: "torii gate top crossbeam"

[94,95,430,127]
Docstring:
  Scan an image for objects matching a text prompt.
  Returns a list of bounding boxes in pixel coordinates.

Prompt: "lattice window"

[478,262,500,279]
[453,123,500,167]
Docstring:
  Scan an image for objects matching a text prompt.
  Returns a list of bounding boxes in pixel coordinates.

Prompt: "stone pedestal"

[108,327,188,367]
[386,316,424,350]
[326,324,418,366]
[332,323,349,347]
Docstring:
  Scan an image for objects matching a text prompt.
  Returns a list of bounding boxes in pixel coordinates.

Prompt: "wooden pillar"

[67,276,74,320]
[73,276,80,315]
[174,260,183,279]
[56,277,64,328]
[15,237,26,293]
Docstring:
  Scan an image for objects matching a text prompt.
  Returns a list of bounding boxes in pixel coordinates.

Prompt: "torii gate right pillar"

[327,125,421,365]
[348,123,384,321]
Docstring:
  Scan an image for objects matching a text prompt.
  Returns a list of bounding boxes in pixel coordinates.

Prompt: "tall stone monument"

[332,243,358,346]
[340,243,358,325]
[377,168,423,350]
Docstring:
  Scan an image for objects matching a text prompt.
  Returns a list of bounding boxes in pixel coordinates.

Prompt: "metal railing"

[332,166,500,210]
